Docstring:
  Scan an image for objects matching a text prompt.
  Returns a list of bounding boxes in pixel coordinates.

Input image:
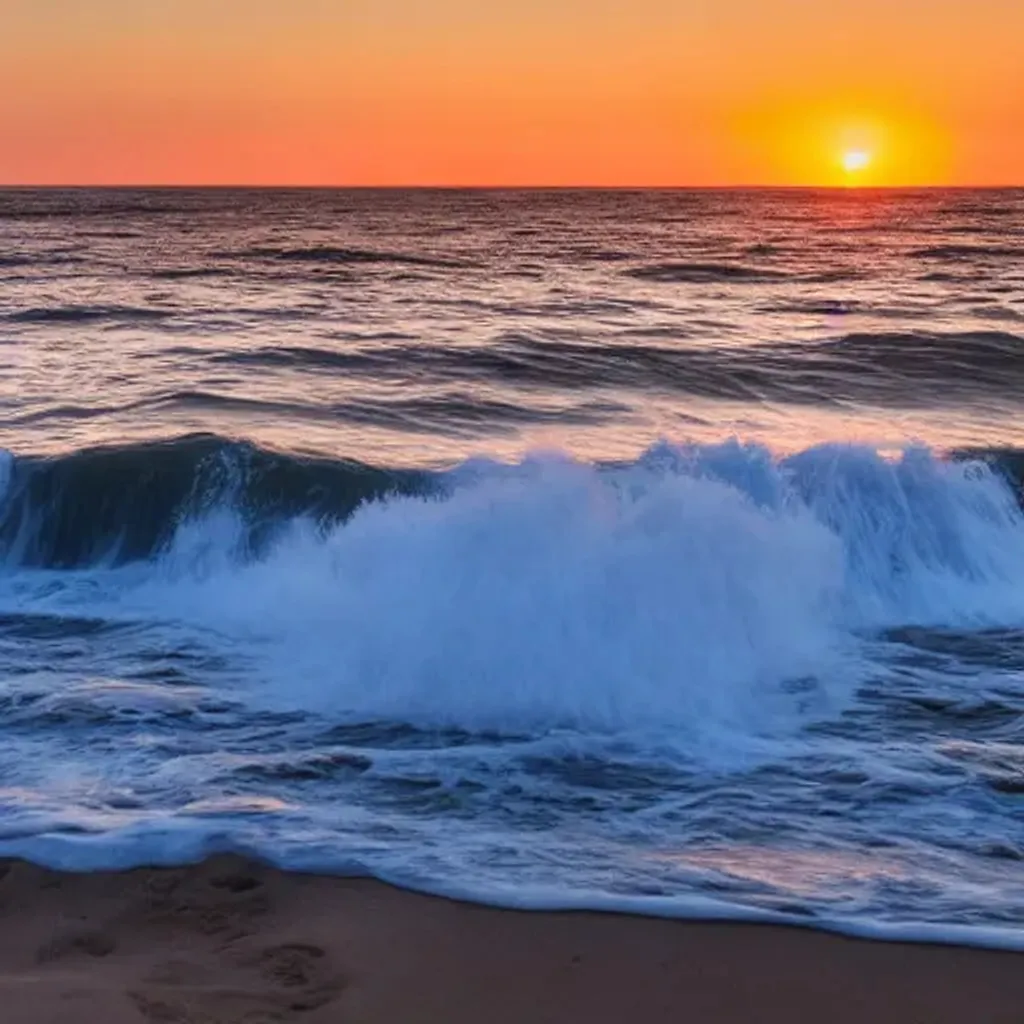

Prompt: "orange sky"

[2,1,1021,186]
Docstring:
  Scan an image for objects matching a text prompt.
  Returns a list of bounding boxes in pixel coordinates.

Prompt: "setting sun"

[842,149,872,174]
[0,0,1021,186]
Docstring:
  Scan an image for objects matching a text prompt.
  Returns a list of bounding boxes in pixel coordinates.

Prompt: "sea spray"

[147,453,848,744]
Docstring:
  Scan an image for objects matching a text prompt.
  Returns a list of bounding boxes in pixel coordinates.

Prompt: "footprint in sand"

[131,941,345,1023]
[36,928,118,964]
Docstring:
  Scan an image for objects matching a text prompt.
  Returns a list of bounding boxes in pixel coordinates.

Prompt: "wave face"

[0,437,1022,947]
[0,435,429,568]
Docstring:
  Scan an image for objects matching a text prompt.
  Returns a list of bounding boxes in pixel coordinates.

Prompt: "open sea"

[0,187,1022,948]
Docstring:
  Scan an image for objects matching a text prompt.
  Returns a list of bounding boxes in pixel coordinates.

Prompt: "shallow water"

[0,188,1022,947]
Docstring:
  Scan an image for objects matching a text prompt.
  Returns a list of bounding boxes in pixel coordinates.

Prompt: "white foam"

[141,451,852,759]
[1,829,1022,952]
[123,443,1024,745]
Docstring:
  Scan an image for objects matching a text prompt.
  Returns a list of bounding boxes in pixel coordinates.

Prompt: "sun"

[841,149,872,174]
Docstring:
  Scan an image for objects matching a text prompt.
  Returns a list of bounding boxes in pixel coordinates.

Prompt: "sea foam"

[95,441,1024,751]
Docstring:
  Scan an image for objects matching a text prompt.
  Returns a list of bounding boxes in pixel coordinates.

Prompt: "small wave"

[210,345,390,373]
[149,267,236,280]
[0,678,213,727]
[144,390,323,417]
[0,404,124,427]
[810,331,1024,394]
[230,246,466,269]
[0,202,191,220]
[569,248,634,263]
[0,254,85,269]
[801,269,865,284]
[230,751,373,783]
[78,230,144,239]
[7,305,171,325]
[207,330,1024,408]
[131,387,627,436]
[746,243,782,256]
[912,244,1024,260]
[757,299,860,316]
[624,262,787,283]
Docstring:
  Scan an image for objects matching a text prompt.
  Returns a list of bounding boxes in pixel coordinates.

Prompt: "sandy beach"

[0,855,1019,1023]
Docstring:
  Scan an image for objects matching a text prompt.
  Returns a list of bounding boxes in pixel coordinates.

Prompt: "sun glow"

[841,149,872,174]
[734,98,952,187]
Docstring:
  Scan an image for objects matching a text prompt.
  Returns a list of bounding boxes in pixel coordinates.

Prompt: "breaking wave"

[3,436,1024,735]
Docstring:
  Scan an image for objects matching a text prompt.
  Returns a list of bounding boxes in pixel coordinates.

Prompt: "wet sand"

[0,854,1021,1023]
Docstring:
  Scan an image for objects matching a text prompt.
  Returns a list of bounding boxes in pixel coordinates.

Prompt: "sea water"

[0,187,1021,948]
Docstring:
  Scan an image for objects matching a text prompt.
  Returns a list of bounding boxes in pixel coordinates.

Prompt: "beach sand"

[0,854,1020,1023]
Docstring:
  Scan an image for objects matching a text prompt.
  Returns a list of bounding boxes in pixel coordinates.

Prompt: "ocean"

[0,187,1022,948]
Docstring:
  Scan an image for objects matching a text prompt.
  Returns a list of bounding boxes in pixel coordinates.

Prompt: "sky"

[1,0,1021,186]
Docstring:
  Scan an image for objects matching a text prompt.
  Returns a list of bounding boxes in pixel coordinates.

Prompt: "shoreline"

[1,855,1022,1023]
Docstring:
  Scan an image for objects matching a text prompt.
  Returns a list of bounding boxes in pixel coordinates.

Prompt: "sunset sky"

[2,0,1022,186]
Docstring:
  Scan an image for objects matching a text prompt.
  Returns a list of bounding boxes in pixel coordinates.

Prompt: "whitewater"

[0,188,1022,949]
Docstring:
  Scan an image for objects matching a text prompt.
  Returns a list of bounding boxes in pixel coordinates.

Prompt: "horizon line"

[1,182,1022,191]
